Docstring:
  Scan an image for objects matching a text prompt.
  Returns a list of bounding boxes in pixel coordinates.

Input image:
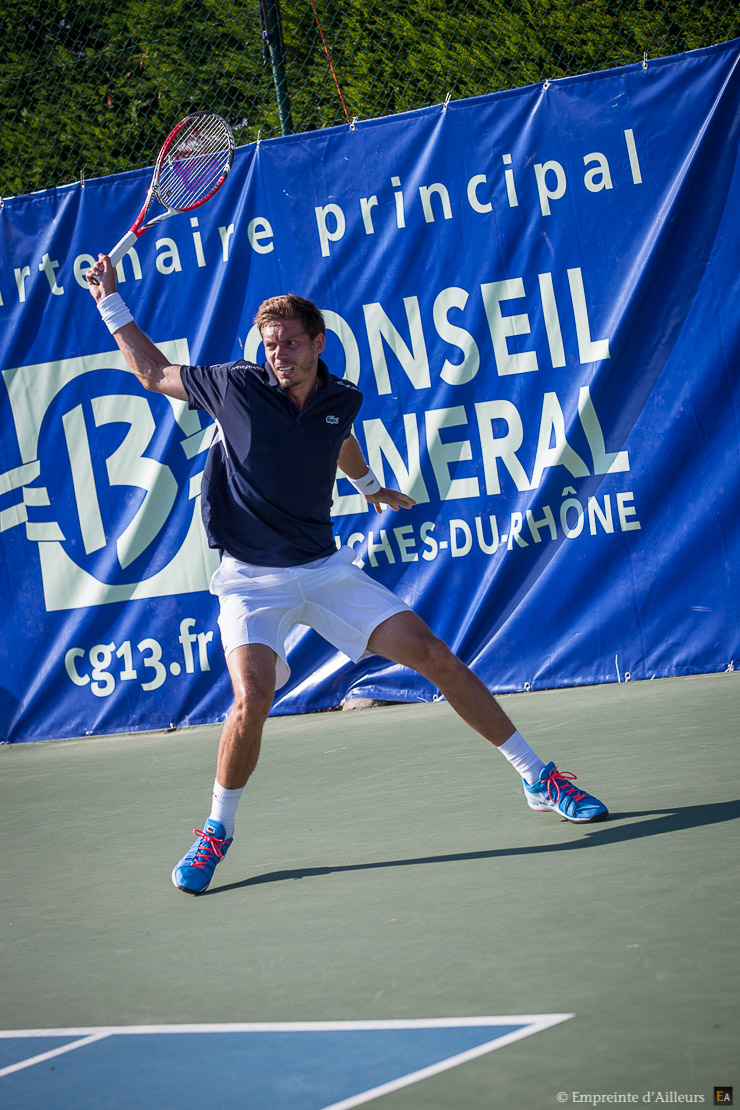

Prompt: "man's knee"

[227,645,277,720]
[368,610,463,680]
[410,630,460,680]
[228,677,274,733]
[227,685,272,745]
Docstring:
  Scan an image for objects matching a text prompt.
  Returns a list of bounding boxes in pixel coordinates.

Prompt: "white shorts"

[210,545,411,689]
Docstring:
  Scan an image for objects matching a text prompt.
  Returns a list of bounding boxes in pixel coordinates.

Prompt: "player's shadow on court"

[203,797,740,896]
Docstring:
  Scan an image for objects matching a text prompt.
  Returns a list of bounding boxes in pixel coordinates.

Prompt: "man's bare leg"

[367,609,608,823]
[216,643,278,788]
[367,610,516,747]
[171,643,277,893]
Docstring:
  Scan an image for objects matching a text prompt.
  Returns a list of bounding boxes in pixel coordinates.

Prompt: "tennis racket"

[87,110,234,284]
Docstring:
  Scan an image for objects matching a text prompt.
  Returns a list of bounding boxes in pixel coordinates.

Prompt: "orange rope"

[309,0,352,125]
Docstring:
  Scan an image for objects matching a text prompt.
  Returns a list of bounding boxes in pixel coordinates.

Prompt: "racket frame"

[98,111,235,272]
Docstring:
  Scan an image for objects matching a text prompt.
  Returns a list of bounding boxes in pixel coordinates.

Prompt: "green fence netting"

[2,0,737,198]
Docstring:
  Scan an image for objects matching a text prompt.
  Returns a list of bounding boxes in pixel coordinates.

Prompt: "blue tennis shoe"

[171,820,233,894]
[523,761,608,823]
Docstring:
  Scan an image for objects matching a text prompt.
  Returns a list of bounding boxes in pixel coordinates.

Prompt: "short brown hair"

[254,294,326,339]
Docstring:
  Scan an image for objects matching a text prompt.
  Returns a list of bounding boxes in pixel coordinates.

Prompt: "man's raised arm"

[87,253,187,401]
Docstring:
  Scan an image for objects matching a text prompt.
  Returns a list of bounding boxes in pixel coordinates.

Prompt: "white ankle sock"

[497,731,546,785]
[208,781,243,839]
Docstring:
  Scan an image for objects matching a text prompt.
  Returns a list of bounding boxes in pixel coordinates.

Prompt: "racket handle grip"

[108,231,140,269]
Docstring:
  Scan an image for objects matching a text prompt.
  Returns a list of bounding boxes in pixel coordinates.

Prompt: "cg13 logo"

[1,340,220,611]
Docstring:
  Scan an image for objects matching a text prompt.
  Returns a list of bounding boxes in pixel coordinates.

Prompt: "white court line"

[0,1033,110,1079]
[0,1014,573,1037]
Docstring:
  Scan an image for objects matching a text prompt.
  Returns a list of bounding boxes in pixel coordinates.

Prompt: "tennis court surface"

[2,672,737,1108]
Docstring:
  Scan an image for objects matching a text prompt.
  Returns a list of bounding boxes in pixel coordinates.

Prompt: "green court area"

[2,672,738,1108]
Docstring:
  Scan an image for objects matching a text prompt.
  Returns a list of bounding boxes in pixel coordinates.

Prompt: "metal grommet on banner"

[350,116,358,130]
[442,92,452,112]
[642,52,649,70]
[543,77,551,90]
[80,166,86,189]
[255,129,262,152]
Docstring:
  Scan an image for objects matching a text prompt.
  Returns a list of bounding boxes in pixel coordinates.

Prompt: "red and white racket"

[87,110,234,283]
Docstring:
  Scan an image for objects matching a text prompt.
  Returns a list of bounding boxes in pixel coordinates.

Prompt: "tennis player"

[87,258,608,894]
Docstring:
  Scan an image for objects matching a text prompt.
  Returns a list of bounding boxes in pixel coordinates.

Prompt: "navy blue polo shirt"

[181,358,363,566]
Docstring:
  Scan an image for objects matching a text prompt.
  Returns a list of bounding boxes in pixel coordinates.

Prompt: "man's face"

[261,319,325,395]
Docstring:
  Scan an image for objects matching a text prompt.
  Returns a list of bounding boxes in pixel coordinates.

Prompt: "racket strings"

[156,116,233,210]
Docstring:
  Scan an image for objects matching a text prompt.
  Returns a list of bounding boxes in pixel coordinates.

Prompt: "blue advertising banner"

[1,41,738,742]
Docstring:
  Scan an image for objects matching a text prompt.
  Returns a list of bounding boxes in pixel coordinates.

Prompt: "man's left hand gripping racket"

[87,110,234,284]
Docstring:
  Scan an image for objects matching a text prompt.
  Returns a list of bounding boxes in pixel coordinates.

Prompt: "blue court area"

[0,1019,567,1109]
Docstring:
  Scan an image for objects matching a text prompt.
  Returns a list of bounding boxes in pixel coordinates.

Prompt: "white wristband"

[97,291,134,335]
[348,468,382,496]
